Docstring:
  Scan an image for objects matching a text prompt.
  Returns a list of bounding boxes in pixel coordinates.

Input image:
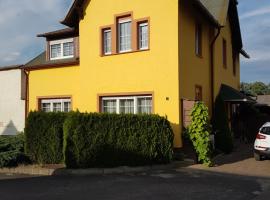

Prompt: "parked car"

[254,122,270,161]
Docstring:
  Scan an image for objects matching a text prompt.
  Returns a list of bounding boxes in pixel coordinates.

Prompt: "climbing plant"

[187,102,213,166]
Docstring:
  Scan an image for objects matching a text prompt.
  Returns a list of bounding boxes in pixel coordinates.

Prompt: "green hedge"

[25,112,67,164]
[0,134,30,168]
[63,112,174,168]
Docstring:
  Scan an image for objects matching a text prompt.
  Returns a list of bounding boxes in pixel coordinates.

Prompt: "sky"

[0,0,269,84]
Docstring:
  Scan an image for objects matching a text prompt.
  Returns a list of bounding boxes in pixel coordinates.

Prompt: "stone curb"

[0,166,55,176]
[0,160,194,176]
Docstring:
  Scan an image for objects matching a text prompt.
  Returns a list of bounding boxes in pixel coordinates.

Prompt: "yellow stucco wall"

[179,0,240,108]
[213,19,241,96]
[78,0,181,147]
[178,0,240,140]
[179,0,212,110]
[28,0,182,147]
[28,66,80,111]
[28,0,240,149]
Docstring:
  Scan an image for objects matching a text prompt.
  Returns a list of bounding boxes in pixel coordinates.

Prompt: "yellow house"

[24,0,249,148]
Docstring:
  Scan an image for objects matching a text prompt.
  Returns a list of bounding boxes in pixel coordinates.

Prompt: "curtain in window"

[119,99,134,114]
[63,42,74,57]
[138,97,152,114]
[51,44,61,58]
[139,23,148,49]
[103,100,117,113]
[119,21,131,52]
[41,103,51,112]
[103,30,111,54]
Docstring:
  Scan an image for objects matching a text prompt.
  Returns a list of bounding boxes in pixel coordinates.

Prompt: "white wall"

[0,69,25,135]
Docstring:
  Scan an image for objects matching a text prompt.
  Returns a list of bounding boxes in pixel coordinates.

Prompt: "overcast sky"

[0,0,268,83]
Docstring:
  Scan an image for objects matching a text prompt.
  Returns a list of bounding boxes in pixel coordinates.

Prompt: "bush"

[0,134,30,168]
[63,112,174,168]
[212,95,233,154]
[25,111,67,164]
[187,102,212,166]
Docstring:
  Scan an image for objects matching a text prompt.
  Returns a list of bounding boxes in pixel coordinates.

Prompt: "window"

[233,50,237,76]
[261,127,270,135]
[101,95,152,114]
[50,38,74,60]
[223,39,227,68]
[118,19,132,53]
[103,29,112,55]
[63,42,74,57]
[40,98,71,113]
[138,22,149,50]
[51,44,61,59]
[137,97,152,114]
[100,13,150,56]
[195,85,203,101]
[103,99,117,113]
[195,23,202,57]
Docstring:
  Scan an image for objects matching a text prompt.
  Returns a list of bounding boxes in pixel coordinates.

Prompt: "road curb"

[0,160,194,176]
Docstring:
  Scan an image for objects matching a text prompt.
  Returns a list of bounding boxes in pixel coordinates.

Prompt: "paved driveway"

[0,168,269,200]
[189,141,270,178]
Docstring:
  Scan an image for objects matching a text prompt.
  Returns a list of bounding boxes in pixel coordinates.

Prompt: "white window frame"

[50,38,74,60]
[103,29,112,55]
[139,22,149,50]
[101,95,152,114]
[40,98,71,112]
[118,19,132,53]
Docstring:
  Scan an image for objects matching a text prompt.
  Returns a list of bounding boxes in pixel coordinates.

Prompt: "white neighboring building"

[0,65,26,135]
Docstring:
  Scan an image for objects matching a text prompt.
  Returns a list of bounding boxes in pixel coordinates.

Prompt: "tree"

[251,82,269,95]
[241,82,270,96]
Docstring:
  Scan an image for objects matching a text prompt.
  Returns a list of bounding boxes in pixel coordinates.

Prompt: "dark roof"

[37,28,78,40]
[61,0,248,57]
[257,95,270,106]
[219,84,256,103]
[61,0,86,27]
[0,65,23,71]
[198,0,230,26]
[24,51,79,70]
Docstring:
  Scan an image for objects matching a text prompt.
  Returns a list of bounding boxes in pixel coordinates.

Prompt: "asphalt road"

[0,168,270,200]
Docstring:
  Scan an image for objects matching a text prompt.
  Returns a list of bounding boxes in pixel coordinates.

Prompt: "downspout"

[210,26,221,116]
[23,69,30,124]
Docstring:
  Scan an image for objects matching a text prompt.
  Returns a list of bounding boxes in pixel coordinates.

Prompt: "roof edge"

[23,59,80,71]
[0,65,23,71]
[193,0,221,28]
[240,49,250,59]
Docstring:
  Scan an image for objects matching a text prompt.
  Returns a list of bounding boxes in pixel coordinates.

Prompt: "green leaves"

[25,112,67,164]
[63,112,174,168]
[0,134,29,168]
[187,102,213,166]
[24,111,174,168]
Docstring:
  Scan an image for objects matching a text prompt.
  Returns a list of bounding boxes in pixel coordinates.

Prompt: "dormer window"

[50,38,74,60]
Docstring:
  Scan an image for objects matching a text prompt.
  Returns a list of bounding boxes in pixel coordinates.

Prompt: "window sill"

[101,49,150,57]
[50,56,74,61]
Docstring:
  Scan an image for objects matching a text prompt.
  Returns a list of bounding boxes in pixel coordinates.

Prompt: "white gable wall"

[0,69,25,135]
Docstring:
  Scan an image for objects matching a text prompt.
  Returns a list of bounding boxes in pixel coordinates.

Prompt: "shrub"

[25,111,67,164]
[212,95,233,154]
[187,102,212,166]
[63,112,174,168]
[0,134,30,168]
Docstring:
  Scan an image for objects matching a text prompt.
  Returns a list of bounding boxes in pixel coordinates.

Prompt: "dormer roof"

[37,28,78,40]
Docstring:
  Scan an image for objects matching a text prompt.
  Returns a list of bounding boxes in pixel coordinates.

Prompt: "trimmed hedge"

[63,112,174,168]
[0,134,30,168]
[25,112,67,164]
